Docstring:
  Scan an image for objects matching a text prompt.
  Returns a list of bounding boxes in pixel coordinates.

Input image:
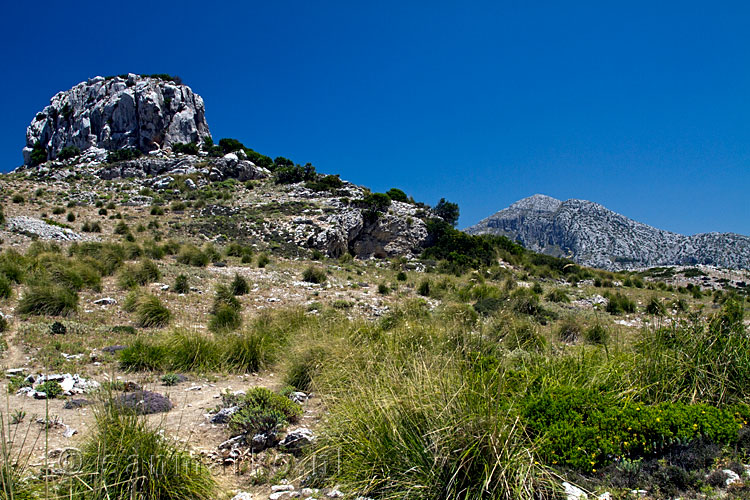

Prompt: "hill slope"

[465,194,750,270]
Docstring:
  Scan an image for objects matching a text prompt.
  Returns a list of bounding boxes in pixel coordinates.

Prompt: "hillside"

[0,76,749,500]
[466,194,750,270]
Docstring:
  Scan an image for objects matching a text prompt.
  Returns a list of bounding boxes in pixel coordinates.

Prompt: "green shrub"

[172,142,199,155]
[161,373,180,386]
[36,380,63,398]
[228,387,302,437]
[231,273,249,295]
[11,194,24,204]
[107,147,143,163]
[257,253,270,268]
[16,286,78,316]
[306,174,343,192]
[222,329,279,372]
[417,279,431,297]
[606,292,636,315]
[377,283,390,295]
[174,274,189,294]
[119,338,168,371]
[165,329,222,371]
[557,316,583,342]
[209,304,242,333]
[523,386,745,473]
[177,244,209,267]
[396,271,407,281]
[0,315,7,333]
[0,274,12,299]
[361,192,391,213]
[302,266,326,284]
[135,295,171,328]
[150,205,165,216]
[212,284,241,314]
[584,324,609,345]
[118,259,160,288]
[285,347,326,391]
[69,402,215,499]
[57,145,81,160]
[646,296,667,316]
[29,141,47,166]
[545,288,569,303]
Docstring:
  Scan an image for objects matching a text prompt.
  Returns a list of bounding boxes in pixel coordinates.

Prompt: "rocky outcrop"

[23,74,210,165]
[94,153,269,182]
[299,199,429,259]
[466,194,750,270]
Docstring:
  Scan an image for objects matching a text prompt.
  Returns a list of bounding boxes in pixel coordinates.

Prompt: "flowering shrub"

[522,387,747,472]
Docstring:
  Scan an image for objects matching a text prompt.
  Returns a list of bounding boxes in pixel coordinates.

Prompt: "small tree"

[434,198,460,227]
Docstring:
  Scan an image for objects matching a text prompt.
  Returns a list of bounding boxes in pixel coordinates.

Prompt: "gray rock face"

[23,74,210,165]
[466,194,750,270]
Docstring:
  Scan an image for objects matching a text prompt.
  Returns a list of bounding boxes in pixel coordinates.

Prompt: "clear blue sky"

[2,1,749,235]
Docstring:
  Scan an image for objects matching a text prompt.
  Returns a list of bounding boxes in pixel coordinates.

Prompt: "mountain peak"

[466,196,750,270]
[508,194,562,212]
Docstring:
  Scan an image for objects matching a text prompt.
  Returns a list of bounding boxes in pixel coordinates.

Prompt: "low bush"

[302,266,326,284]
[606,292,636,315]
[545,288,569,303]
[646,296,667,316]
[107,147,142,163]
[209,304,242,332]
[174,274,189,294]
[119,338,169,371]
[166,329,222,371]
[68,402,215,499]
[36,380,63,398]
[557,316,583,342]
[523,386,746,473]
[0,274,12,299]
[228,387,302,438]
[231,273,249,295]
[57,145,80,160]
[177,244,210,267]
[16,286,78,316]
[584,323,609,345]
[135,295,172,328]
[257,253,270,268]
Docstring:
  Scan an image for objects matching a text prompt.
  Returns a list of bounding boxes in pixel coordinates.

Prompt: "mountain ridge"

[465,194,750,270]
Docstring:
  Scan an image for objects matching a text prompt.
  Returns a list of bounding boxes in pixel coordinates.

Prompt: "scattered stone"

[101,345,127,354]
[61,353,84,361]
[288,391,308,404]
[271,485,294,492]
[279,428,315,454]
[562,482,587,500]
[5,368,27,378]
[93,297,117,305]
[8,217,89,242]
[231,493,253,500]
[63,426,77,438]
[63,398,91,409]
[326,489,344,498]
[218,435,245,450]
[210,406,239,424]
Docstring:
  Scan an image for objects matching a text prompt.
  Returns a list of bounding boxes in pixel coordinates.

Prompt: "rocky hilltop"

[466,194,750,270]
[23,74,210,165]
[13,75,430,260]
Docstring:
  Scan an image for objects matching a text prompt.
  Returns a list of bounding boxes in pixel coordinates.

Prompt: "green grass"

[135,295,172,328]
[209,304,242,332]
[66,401,215,499]
[16,285,78,316]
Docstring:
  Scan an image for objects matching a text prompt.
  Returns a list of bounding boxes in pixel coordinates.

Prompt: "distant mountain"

[465,194,750,270]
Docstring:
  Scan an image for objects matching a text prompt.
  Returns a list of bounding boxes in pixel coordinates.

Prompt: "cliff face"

[466,194,750,270]
[23,74,210,165]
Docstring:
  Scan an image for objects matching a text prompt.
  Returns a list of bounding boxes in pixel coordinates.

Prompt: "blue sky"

[2,1,748,235]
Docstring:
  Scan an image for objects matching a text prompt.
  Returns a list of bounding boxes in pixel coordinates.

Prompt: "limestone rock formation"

[466,194,750,270]
[23,74,210,165]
